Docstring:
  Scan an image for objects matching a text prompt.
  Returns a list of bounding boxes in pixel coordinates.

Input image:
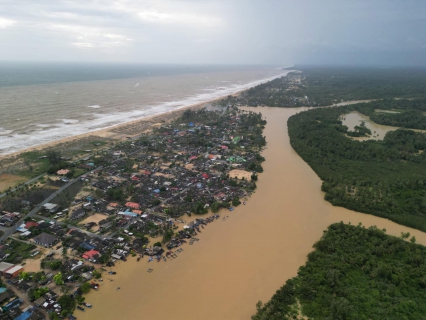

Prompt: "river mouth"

[79,106,426,320]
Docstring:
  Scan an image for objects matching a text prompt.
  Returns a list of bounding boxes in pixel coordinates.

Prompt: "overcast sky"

[0,0,425,65]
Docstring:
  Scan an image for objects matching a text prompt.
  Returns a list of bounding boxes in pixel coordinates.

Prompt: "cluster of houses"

[0,213,21,228]
[0,106,268,319]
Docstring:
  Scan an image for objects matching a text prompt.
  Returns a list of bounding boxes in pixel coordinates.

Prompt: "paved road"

[0,178,80,242]
[0,174,46,199]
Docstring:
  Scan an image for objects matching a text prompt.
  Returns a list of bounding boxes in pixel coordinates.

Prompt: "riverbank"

[79,106,426,320]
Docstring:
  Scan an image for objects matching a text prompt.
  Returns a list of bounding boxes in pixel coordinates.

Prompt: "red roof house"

[125,202,140,209]
[82,249,100,260]
[25,221,39,229]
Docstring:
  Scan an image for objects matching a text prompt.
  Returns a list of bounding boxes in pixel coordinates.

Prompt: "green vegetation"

[238,67,426,107]
[354,99,426,130]
[253,223,426,320]
[4,239,37,264]
[288,104,426,232]
[53,272,64,285]
[80,282,91,294]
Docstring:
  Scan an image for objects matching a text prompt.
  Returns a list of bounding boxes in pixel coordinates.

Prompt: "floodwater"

[341,111,398,140]
[342,111,426,141]
[80,107,426,320]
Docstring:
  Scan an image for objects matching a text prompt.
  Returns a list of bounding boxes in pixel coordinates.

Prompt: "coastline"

[0,70,293,161]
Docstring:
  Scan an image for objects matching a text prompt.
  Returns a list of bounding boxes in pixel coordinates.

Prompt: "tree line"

[253,222,426,320]
[288,103,426,232]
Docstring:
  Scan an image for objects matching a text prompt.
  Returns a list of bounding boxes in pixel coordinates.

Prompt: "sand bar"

[79,106,426,320]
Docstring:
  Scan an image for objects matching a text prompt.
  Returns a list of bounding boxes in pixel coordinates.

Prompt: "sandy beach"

[78,106,426,320]
[0,91,239,190]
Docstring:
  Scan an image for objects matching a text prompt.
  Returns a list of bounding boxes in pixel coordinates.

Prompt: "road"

[0,178,80,242]
[0,174,46,199]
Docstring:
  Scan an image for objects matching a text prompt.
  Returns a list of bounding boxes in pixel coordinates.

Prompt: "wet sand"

[79,107,426,320]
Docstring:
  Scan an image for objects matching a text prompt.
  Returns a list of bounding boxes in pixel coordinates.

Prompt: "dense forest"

[237,67,426,107]
[253,222,426,320]
[287,103,426,232]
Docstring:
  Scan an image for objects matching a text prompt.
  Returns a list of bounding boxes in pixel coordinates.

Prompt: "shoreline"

[0,70,293,161]
[0,95,219,161]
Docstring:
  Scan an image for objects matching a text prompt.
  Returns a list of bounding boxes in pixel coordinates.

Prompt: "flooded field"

[342,111,426,141]
[341,111,398,140]
[80,107,426,320]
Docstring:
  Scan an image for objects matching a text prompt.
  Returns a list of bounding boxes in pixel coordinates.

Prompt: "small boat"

[148,257,153,262]
[243,202,246,205]
[77,306,85,312]
[108,271,116,275]
[163,256,166,261]
[84,303,92,308]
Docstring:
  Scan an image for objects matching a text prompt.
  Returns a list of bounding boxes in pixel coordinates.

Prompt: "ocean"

[0,63,288,155]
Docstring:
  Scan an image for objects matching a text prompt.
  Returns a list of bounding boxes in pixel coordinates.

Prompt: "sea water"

[0,63,288,155]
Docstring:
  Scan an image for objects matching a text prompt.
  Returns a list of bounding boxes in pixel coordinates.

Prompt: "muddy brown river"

[80,107,426,320]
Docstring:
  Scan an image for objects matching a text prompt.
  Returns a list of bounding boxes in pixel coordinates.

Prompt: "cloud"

[50,24,132,49]
[0,17,16,29]
[137,10,222,27]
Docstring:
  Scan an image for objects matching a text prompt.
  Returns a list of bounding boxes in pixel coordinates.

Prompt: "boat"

[148,257,153,262]
[77,306,85,312]
[84,303,92,308]
[163,256,166,261]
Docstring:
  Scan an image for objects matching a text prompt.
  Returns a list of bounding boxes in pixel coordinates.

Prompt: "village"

[0,103,267,319]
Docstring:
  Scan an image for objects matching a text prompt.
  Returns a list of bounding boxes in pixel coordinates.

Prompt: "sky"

[0,0,425,66]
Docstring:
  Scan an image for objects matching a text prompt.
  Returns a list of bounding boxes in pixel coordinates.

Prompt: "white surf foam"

[62,119,79,124]
[87,105,101,109]
[0,70,294,155]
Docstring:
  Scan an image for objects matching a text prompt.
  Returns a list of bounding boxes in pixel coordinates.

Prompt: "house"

[70,208,86,220]
[4,265,23,278]
[42,203,59,214]
[25,221,39,229]
[32,233,58,247]
[81,272,93,281]
[99,220,112,232]
[57,169,69,175]
[0,289,14,304]
[0,262,14,275]
[125,202,140,209]
[82,249,100,262]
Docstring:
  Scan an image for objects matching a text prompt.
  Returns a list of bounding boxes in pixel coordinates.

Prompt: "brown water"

[342,111,426,141]
[80,107,426,320]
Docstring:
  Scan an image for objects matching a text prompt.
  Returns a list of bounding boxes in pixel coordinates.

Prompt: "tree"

[49,260,62,270]
[19,271,29,280]
[57,294,76,315]
[80,282,91,294]
[211,202,220,213]
[93,269,102,279]
[46,150,61,165]
[62,246,68,258]
[53,272,64,285]
[232,196,241,207]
